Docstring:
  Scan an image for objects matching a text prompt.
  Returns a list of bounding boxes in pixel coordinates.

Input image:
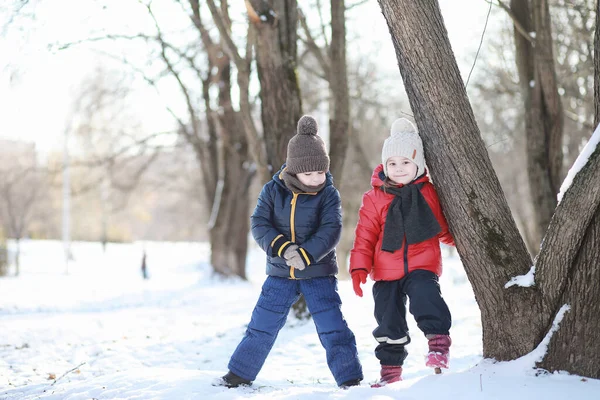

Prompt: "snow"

[1,241,599,399]
[558,123,600,203]
[505,265,535,288]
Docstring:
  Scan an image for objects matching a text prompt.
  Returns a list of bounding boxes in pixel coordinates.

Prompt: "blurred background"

[0,0,596,280]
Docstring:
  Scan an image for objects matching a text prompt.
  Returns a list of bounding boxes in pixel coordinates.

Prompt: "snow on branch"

[505,265,536,288]
[529,304,571,364]
[505,304,570,373]
[558,123,600,203]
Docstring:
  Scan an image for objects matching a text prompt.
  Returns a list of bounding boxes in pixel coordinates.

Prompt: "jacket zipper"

[403,237,409,276]
[289,193,299,279]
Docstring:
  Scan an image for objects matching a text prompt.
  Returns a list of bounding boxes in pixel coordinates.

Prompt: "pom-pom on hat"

[381,118,425,177]
[286,115,330,174]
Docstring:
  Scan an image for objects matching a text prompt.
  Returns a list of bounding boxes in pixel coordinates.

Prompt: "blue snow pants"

[228,276,363,386]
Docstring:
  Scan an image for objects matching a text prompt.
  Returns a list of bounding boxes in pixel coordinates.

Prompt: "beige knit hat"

[286,115,330,174]
[381,118,425,177]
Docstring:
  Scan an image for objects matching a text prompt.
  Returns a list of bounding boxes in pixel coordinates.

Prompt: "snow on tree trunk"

[535,131,600,376]
[377,0,545,360]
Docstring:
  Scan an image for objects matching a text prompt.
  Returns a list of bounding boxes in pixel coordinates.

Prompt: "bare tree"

[328,0,350,178]
[0,166,45,275]
[501,0,565,252]
[470,2,596,253]
[378,0,600,378]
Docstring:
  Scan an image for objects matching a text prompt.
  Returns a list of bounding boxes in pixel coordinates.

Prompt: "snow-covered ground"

[0,240,598,399]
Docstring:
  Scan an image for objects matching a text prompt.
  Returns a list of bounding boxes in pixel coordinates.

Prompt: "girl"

[350,118,455,387]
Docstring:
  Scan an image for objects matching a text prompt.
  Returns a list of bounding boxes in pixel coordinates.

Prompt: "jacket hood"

[273,163,334,190]
[371,163,429,189]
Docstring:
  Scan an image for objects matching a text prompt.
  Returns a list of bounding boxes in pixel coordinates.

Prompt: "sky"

[0,0,497,155]
[1,240,599,399]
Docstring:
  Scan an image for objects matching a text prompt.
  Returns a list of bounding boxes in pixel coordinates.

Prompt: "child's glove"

[351,270,368,297]
[283,245,308,271]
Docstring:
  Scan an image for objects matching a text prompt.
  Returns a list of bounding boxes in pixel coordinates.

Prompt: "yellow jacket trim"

[298,248,311,266]
[270,234,283,248]
[290,267,296,279]
[278,241,291,257]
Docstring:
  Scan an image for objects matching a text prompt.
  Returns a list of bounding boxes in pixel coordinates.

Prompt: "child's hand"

[283,245,306,271]
[351,270,368,297]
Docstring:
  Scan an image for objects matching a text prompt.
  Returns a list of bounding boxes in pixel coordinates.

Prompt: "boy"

[216,115,363,389]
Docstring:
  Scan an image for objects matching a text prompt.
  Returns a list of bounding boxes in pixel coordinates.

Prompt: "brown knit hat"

[286,115,330,174]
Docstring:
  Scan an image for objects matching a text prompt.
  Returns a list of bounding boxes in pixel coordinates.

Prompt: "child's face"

[297,171,326,188]
[386,156,418,185]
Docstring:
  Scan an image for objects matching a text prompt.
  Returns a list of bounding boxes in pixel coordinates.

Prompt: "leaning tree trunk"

[535,134,600,377]
[595,0,600,128]
[378,0,600,377]
[510,0,564,254]
[377,0,544,360]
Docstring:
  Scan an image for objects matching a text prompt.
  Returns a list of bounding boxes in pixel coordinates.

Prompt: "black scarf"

[380,182,441,252]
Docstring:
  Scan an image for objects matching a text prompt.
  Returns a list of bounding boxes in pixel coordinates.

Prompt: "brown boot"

[371,365,402,388]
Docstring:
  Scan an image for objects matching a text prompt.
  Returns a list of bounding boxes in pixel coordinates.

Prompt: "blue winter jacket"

[251,165,342,279]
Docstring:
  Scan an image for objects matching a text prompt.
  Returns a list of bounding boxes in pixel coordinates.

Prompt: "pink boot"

[425,334,451,369]
[371,365,402,388]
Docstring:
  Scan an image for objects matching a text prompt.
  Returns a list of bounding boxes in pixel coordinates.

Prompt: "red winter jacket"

[350,164,455,282]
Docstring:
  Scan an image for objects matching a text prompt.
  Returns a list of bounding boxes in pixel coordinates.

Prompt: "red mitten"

[351,270,368,297]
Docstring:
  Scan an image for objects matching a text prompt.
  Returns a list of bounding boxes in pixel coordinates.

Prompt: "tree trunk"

[328,0,350,179]
[378,0,600,378]
[209,54,252,279]
[377,0,544,360]
[510,0,564,253]
[595,0,600,128]
[0,238,8,277]
[249,0,311,318]
[15,237,20,276]
[535,137,600,376]
[250,0,302,168]
[540,205,600,377]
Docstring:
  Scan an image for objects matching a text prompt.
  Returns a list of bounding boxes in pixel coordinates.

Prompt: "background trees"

[1,0,599,378]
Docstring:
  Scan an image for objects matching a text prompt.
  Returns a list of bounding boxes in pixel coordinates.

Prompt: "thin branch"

[205,0,244,67]
[492,0,535,44]
[50,362,86,387]
[298,8,331,79]
[466,0,492,87]
[346,0,369,10]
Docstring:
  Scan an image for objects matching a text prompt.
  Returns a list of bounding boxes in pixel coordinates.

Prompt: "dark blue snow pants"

[228,276,363,386]
[372,269,451,366]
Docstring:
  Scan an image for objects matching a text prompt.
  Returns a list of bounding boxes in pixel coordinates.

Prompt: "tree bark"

[377,0,600,378]
[595,0,600,128]
[510,0,564,253]
[535,140,600,376]
[540,202,600,377]
[209,57,253,278]
[328,0,350,179]
[249,0,302,168]
[377,0,544,360]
